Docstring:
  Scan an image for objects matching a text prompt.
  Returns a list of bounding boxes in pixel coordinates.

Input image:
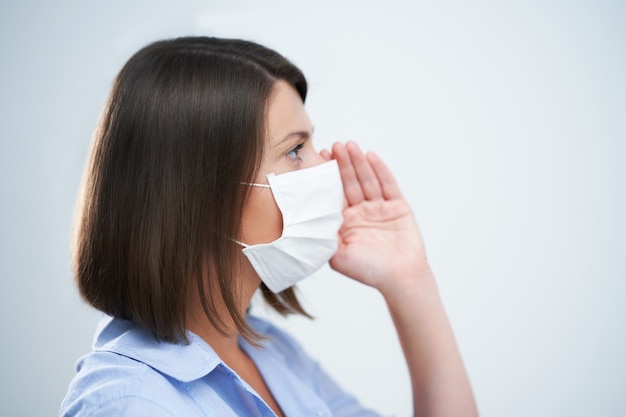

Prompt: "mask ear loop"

[240,182,271,188]
[229,238,250,248]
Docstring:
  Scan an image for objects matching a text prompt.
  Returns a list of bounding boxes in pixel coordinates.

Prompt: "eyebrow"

[274,126,315,146]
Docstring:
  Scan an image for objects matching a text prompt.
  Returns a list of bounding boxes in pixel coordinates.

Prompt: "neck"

[185,257,260,362]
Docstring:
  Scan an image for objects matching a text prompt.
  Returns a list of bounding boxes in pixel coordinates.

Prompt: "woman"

[60,36,478,417]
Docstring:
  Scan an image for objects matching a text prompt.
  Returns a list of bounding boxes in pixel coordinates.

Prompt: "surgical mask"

[234,160,344,293]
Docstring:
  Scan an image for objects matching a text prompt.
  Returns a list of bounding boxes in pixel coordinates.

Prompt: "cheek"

[240,189,283,245]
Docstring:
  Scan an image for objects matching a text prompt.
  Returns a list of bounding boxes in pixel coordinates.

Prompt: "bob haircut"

[74,37,310,343]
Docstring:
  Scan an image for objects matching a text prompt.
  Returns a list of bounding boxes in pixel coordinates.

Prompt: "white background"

[1,1,625,416]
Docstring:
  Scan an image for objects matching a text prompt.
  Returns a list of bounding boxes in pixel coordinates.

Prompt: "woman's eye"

[286,143,304,160]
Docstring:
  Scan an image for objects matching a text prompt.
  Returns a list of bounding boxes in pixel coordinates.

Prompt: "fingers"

[367,151,404,200]
[332,141,398,205]
[346,142,384,201]
[332,142,365,205]
[321,149,350,209]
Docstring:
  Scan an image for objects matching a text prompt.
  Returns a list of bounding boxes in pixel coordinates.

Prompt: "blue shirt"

[60,315,381,416]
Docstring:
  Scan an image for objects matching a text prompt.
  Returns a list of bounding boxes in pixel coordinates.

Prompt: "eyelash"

[286,143,304,161]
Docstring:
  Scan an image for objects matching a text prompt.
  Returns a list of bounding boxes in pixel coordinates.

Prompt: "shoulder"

[60,316,219,417]
[60,350,194,417]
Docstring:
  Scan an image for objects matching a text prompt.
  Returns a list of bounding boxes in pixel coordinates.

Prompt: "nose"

[302,147,326,169]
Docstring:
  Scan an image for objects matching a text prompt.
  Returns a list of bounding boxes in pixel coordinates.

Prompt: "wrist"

[378,266,439,304]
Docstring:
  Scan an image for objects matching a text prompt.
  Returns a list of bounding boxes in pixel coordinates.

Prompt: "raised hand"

[321,142,432,294]
[323,142,479,417]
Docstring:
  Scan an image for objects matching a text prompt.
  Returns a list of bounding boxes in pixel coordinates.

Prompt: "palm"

[324,143,429,292]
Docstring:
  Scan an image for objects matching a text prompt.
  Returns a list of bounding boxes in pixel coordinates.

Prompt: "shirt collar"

[93,315,223,383]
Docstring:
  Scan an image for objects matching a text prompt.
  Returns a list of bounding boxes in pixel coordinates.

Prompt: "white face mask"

[235,160,344,293]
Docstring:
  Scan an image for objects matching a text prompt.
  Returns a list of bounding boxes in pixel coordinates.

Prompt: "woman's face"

[240,80,324,245]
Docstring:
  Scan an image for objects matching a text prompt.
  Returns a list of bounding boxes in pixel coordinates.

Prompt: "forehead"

[266,80,312,146]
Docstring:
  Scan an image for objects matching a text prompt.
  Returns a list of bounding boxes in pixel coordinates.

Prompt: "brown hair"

[74,37,310,343]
